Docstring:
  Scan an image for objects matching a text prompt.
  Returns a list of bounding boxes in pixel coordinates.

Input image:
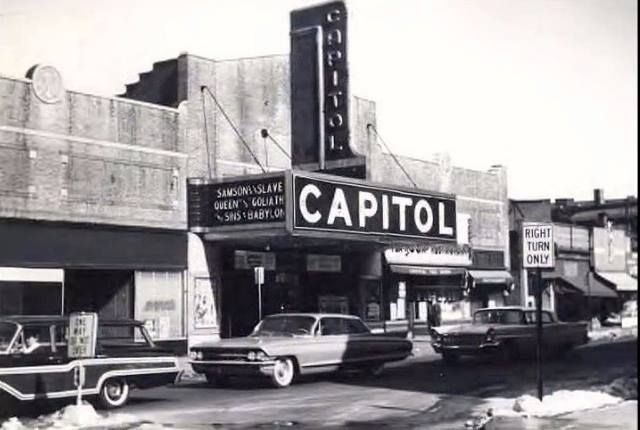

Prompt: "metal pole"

[258,280,262,322]
[535,268,544,401]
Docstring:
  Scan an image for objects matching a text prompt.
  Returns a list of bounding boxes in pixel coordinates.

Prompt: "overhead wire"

[201,85,267,174]
[366,123,418,188]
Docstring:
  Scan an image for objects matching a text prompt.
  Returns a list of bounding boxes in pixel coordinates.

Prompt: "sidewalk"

[486,400,638,429]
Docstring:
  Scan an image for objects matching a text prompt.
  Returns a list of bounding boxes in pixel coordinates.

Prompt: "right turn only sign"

[522,223,555,268]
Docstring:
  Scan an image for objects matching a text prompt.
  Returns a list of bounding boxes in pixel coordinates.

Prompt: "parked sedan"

[190,313,413,388]
[0,316,180,412]
[430,307,589,364]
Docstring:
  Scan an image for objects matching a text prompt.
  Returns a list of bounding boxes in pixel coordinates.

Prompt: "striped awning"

[467,270,513,285]
[388,265,466,276]
[595,272,637,292]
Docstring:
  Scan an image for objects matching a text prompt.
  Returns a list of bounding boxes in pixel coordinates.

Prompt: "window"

[98,324,153,348]
[0,322,18,353]
[474,310,523,325]
[320,318,345,335]
[254,315,316,336]
[525,311,553,324]
[134,271,185,339]
[318,317,369,335]
[344,318,370,335]
[16,324,55,354]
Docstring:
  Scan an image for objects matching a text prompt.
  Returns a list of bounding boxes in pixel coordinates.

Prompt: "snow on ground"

[479,389,625,419]
[589,326,638,342]
[0,402,168,430]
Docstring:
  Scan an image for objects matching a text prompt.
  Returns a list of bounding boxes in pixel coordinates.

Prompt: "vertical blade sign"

[290,1,352,167]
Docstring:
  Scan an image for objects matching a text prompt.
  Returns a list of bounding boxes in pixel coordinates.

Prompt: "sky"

[0,0,637,200]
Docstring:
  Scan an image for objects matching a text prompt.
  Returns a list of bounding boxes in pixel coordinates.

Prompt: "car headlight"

[485,330,495,343]
[189,350,203,360]
[247,350,268,361]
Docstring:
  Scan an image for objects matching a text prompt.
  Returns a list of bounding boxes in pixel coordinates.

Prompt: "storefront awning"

[546,273,618,298]
[595,272,638,292]
[467,270,513,285]
[388,265,466,276]
[0,267,64,283]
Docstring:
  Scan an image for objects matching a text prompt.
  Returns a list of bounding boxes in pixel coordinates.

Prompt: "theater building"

[1,2,510,346]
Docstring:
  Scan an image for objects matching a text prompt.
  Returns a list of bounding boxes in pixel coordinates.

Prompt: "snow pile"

[0,403,142,430]
[603,374,638,400]
[589,326,638,341]
[481,389,625,420]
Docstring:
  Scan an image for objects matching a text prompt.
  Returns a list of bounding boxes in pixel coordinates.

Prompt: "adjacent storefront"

[384,245,471,331]
[0,219,188,350]
[592,226,637,302]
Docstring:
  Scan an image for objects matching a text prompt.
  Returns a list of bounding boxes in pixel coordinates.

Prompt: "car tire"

[205,373,230,387]
[442,352,459,365]
[270,358,296,388]
[0,393,18,418]
[98,378,130,409]
[498,342,520,363]
[364,363,385,377]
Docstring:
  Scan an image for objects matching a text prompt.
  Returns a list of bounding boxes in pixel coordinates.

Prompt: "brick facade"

[0,73,187,230]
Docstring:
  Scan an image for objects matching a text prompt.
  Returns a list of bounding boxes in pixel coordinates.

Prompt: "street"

[6,335,636,429]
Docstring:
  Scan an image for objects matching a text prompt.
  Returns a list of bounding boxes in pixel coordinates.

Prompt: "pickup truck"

[430,306,589,364]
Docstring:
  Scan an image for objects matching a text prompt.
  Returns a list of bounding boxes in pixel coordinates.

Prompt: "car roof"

[474,307,553,313]
[0,315,144,326]
[262,313,361,320]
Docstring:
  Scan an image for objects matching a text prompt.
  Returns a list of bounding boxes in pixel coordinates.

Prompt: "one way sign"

[522,223,555,269]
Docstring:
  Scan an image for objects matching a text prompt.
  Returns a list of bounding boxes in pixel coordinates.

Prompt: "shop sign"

[384,245,472,267]
[592,226,627,271]
[522,223,554,268]
[554,225,589,251]
[290,0,353,166]
[307,254,342,272]
[187,175,286,230]
[234,250,276,270]
[293,173,457,241]
[627,252,637,278]
[68,312,98,358]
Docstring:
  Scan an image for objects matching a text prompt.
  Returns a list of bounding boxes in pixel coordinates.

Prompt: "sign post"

[254,266,265,321]
[68,312,98,406]
[522,223,555,401]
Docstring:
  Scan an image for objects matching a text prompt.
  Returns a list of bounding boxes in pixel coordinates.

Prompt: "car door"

[312,317,350,367]
[1,323,74,400]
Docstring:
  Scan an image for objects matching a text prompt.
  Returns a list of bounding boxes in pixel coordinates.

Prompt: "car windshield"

[473,310,523,325]
[252,315,317,337]
[0,322,18,353]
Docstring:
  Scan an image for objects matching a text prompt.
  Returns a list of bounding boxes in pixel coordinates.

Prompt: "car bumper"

[190,360,277,377]
[431,342,501,355]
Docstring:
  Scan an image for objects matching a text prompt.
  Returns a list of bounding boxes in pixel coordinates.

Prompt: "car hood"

[432,324,495,335]
[191,336,307,350]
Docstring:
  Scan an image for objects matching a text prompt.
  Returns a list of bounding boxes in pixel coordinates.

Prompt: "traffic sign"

[254,266,265,285]
[68,312,98,359]
[522,223,555,269]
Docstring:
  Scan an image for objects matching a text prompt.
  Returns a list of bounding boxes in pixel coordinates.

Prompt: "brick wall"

[0,71,187,229]
[369,147,509,267]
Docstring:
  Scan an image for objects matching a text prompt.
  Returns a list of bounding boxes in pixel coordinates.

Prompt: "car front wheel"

[270,358,295,388]
[205,373,230,387]
[98,378,130,409]
[442,352,459,365]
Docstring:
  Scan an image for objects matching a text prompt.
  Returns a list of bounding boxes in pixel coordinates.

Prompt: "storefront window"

[0,281,62,315]
[193,277,218,329]
[134,271,185,340]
